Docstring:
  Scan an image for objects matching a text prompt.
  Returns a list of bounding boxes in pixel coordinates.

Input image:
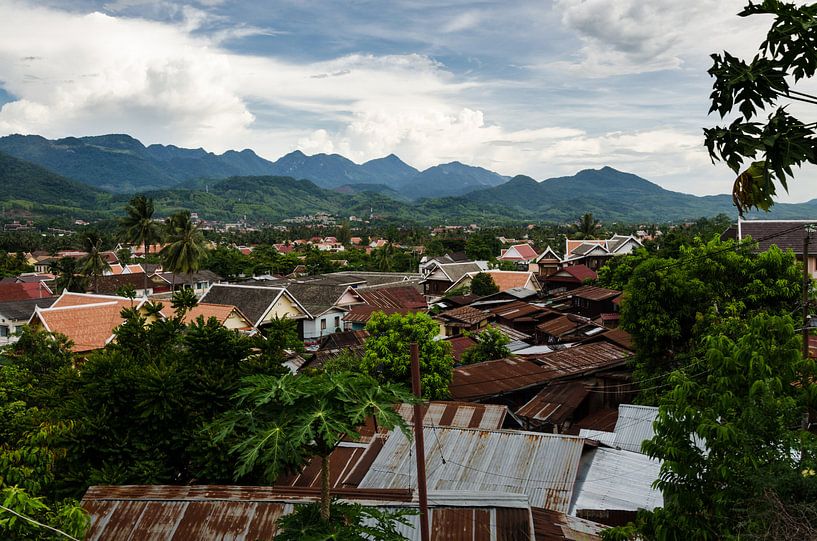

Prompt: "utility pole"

[804,225,815,359]
[410,342,430,541]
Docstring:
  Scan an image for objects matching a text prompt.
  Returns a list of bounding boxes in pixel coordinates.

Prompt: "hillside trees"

[705,0,817,214]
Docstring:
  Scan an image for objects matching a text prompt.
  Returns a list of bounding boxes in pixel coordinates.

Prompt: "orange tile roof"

[36,302,129,352]
[52,292,134,309]
[179,303,251,328]
[482,271,535,292]
[565,239,606,254]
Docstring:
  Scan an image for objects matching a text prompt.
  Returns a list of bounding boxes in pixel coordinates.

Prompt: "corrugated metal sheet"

[278,402,509,490]
[451,343,630,401]
[577,429,617,447]
[569,447,663,515]
[359,427,585,513]
[612,405,658,453]
[82,486,541,541]
[516,382,590,426]
[531,508,605,541]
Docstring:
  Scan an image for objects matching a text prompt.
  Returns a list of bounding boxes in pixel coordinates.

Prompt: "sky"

[0,0,814,201]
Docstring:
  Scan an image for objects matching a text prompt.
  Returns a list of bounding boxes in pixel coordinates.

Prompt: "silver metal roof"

[569,447,663,515]
[578,429,617,448]
[358,426,585,513]
[612,404,658,453]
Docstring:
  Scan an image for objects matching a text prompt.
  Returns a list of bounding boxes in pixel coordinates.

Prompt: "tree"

[620,237,801,397]
[465,231,501,261]
[78,232,111,293]
[119,195,161,292]
[575,212,599,239]
[361,312,454,400]
[115,247,132,266]
[704,0,817,215]
[160,211,207,292]
[170,287,198,320]
[470,272,499,296]
[605,314,817,540]
[460,326,511,365]
[48,257,86,294]
[212,371,413,522]
[275,501,413,541]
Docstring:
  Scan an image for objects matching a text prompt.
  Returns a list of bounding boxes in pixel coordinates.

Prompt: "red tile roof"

[34,301,131,352]
[548,265,597,283]
[0,282,53,302]
[499,243,538,261]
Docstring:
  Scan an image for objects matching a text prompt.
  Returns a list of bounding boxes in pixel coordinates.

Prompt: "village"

[1,211,814,539]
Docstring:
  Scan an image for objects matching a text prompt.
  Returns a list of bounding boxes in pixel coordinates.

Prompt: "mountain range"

[0,134,508,199]
[3,133,817,225]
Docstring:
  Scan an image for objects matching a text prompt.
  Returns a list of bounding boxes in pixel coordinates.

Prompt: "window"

[334,316,340,329]
[320,318,327,331]
[0,325,8,337]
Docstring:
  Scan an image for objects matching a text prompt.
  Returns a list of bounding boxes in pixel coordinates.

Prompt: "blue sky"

[1,0,812,201]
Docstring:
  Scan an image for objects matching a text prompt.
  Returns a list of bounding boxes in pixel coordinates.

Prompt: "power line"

[0,504,80,541]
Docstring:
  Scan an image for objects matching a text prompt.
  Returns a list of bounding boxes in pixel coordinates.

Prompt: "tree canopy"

[361,312,454,400]
[704,0,817,214]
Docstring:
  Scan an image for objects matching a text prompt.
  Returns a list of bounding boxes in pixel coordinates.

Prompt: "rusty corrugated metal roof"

[451,343,631,401]
[358,427,585,513]
[516,382,591,426]
[82,486,544,540]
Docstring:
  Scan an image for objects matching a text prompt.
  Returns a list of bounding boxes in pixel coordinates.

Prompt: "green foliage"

[620,237,801,399]
[0,251,33,278]
[275,500,414,541]
[596,250,649,290]
[203,245,250,279]
[114,282,137,300]
[78,232,111,293]
[460,326,511,365]
[161,211,207,275]
[575,212,600,238]
[470,272,499,296]
[704,0,817,214]
[361,312,454,400]
[48,258,86,295]
[170,287,198,319]
[606,314,817,540]
[119,195,161,257]
[465,231,501,260]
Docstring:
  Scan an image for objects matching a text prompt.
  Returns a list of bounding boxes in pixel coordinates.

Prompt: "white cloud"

[551,0,773,76]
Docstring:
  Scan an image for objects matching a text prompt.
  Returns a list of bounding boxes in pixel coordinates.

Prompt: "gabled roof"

[0,297,57,321]
[201,284,302,327]
[489,300,556,322]
[735,218,817,253]
[451,270,540,294]
[534,245,562,263]
[284,282,351,317]
[548,265,597,283]
[52,291,136,308]
[424,262,484,284]
[566,238,606,255]
[569,243,610,257]
[498,243,539,261]
[0,281,53,302]
[436,305,491,326]
[93,273,158,294]
[171,303,253,329]
[516,381,591,426]
[354,285,427,310]
[537,314,598,337]
[31,299,141,352]
[565,284,621,302]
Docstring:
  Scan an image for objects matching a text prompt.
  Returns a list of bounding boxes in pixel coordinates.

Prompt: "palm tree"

[576,212,600,239]
[50,257,86,294]
[120,195,161,292]
[160,211,206,293]
[79,232,111,293]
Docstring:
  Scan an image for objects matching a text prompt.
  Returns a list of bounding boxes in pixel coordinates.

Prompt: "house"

[420,261,485,296]
[152,270,221,295]
[543,264,597,296]
[723,218,817,277]
[434,305,491,337]
[104,263,145,275]
[529,246,562,277]
[552,285,622,319]
[284,281,353,342]
[0,281,54,302]
[537,313,604,344]
[498,243,539,268]
[164,302,254,331]
[447,269,542,295]
[91,273,160,297]
[200,284,308,332]
[487,300,559,336]
[28,292,159,353]
[563,235,642,270]
[0,297,57,344]
[342,284,427,330]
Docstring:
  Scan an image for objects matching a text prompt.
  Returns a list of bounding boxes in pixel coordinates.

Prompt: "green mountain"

[0,134,281,192]
[0,151,111,219]
[398,161,509,199]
